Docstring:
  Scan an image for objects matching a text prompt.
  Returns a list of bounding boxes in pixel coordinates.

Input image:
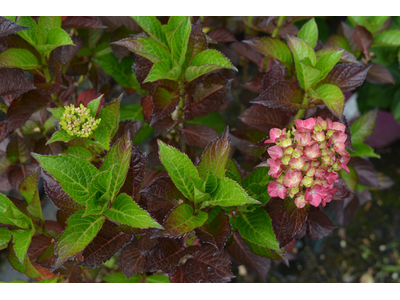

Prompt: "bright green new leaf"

[54,209,105,270]
[120,104,144,121]
[146,275,170,283]
[373,30,400,47]
[339,166,357,192]
[46,130,75,145]
[315,50,343,82]
[191,49,237,70]
[236,208,280,251]
[19,171,43,222]
[158,140,199,201]
[32,153,99,205]
[242,168,271,204]
[351,144,380,158]
[12,229,34,264]
[156,203,208,238]
[225,158,242,183]
[366,16,390,33]
[298,18,318,48]
[171,17,191,66]
[162,16,187,47]
[350,108,378,145]
[87,95,103,118]
[0,194,31,229]
[144,59,181,82]
[63,147,95,161]
[100,131,132,201]
[244,37,293,67]
[103,273,140,283]
[287,35,317,66]
[36,28,74,56]
[48,108,64,121]
[37,16,61,37]
[310,84,344,119]
[98,96,121,139]
[298,60,321,92]
[104,193,162,229]
[201,177,260,209]
[186,112,225,134]
[185,65,227,82]
[93,127,110,151]
[7,245,41,279]
[16,16,37,46]
[0,49,39,70]
[0,228,13,248]
[132,16,168,47]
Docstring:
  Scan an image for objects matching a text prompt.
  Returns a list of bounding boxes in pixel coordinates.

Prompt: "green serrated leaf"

[16,16,37,46]
[87,95,103,118]
[339,166,357,192]
[373,30,400,47]
[104,193,162,229]
[54,209,105,270]
[146,275,170,283]
[120,104,144,122]
[315,50,343,82]
[99,97,121,139]
[7,244,41,279]
[37,16,61,37]
[36,28,74,56]
[298,60,321,92]
[0,48,40,70]
[351,144,380,158]
[156,203,208,238]
[132,16,168,48]
[144,59,181,82]
[298,18,318,48]
[171,17,191,66]
[93,126,110,150]
[236,208,280,251]
[287,35,316,66]
[12,229,34,264]
[0,228,13,249]
[350,108,378,144]
[19,171,43,222]
[0,193,31,229]
[185,65,227,83]
[225,158,242,183]
[48,108,64,121]
[158,140,199,201]
[191,49,237,70]
[310,84,344,119]
[242,168,271,204]
[201,177,260,209]
[46,130,75,145]
[32,153,99,205]
[103,273,140,283]
[186,112,225,134]
[63,147,95,161]
[162,16,187,47]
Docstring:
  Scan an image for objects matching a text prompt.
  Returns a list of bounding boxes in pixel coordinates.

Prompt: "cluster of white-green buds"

[59,104,101,138]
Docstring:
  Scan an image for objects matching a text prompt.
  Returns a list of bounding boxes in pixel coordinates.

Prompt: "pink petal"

[267,145,283,160]
[268,182,287,199]
[283,169,302,188]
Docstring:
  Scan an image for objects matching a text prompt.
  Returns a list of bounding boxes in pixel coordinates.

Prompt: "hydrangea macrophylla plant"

[59,104,101,138]
[265,117,350,208]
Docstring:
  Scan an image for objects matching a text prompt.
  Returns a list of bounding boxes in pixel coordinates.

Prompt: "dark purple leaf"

[0,68,36,97]
[306,207,336,239]
[0,16,28,37]
[349,157,379,188]
[323,63,371,92]
[196,209,231,254]
[120,242,146,278]
[353,25,373,57]
[146,238,200,274]
[62,17,106,29]
[185,20,208,66]
[207,27,237,42]
[137,234,158,254]
[150,86,179,125]
[80,220,131,268]
[227,231,271,282]
[89,64,109,92]
[366,111,400,148]
[263,61,287,90]
[180,124,219,148]
[339,21,358,52]
[230,42,263,67]
[133,55,158,94]
[169,266,192,283]
[242,72,265,93]
[265,198,293,247]
[283,199,308,238]
[52,37,85,66]
[332,178,352,200]
[100,16,139,32]
[332,195,359,226]
[27,234,52,261]
[183,244,234,283]
[366,63,395,85]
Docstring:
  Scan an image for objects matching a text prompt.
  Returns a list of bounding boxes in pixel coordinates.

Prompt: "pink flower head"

[295,118,316,132]
[295,195,307,208]
[267,145,283,160]
[295,132,312,146]
[330,131,347,152]
[315,166,328,179]
[267,158,283,178]
[268,182,287,199]
[289,156,306,171]
[264,128,285,144]
[304,143,320,160]
[283,169,302,188]
[305,185,329,207]
[326,172,339,184]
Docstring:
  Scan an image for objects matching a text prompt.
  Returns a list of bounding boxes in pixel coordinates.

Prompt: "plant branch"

[271,16,286,38]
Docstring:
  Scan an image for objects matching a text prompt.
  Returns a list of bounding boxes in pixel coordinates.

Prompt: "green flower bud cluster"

[59,104,101,138]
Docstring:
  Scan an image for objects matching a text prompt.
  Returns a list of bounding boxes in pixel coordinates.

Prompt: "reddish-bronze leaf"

[113,120,143,145]
[137,234,158,254]
[145,238,200,274]
[89,63,109,92]
[242,72,265,93]
[207,27,237,42]
[45,220,64,234]
[250,81,303,110]
[140,95,153,121]
[230,42,263,67]
[133,55,158,94]
[332,195,359,226]
[306,207,337,239]
[42,170,85,213]
[184,73,231,120]
[353,25,373,57]
[169,266,192,283]
[59,261,83,283]
[0,68,36,98]
[150,86,179,125]
[27,234,53,261]
[183,244,234,283]
[339,21,358,52]
[77,89,105,111]
[100,16,139,32]
[180,124,219,148]
[348,157,379,188]
[238,104,291,133]
[52,37,84,66]
[62,16,106,29]
[121,145,147,200]
[227,231,271,282]
[120,242,146,278]
[332,178,352,200]
[366,63,395,85]
[196,209,231,254]
[185,20,207,66]
[265,198,293,247]
[141,176,185,203]
[0,16,28,37]
[323,63,371,92]
[262,61,287,90]
[283,199,308,238]
[80,220,131,268]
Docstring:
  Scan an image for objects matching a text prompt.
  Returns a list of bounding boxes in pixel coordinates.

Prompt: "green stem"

[287,95,310,128]
[272,16,286,38]
[245,16,254,34]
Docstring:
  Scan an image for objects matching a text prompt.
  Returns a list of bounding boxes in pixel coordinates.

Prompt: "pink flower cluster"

[265,117,350,208]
